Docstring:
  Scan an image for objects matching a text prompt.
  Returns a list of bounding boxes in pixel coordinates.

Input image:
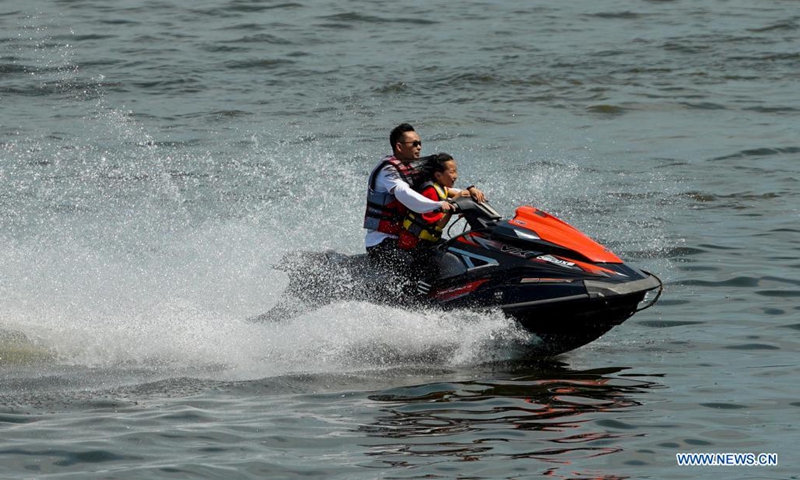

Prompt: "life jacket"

[399,181,449,249]
[363,155,425,235]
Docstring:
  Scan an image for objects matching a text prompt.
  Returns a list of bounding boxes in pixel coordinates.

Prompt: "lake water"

[1,0,798,478]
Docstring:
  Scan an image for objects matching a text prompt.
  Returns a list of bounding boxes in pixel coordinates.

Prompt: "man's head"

[390,123,422,162]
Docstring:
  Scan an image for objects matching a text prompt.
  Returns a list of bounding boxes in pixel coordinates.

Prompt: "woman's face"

[434,160,458,188]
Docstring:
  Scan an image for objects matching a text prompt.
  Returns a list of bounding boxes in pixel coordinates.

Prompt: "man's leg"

[366,239,415,300]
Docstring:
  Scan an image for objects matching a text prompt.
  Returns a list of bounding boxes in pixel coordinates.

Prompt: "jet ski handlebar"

[451,196,502,230]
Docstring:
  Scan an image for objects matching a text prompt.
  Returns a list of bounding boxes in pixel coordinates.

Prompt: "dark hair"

[420,152,455,179]
[389,123,415,150]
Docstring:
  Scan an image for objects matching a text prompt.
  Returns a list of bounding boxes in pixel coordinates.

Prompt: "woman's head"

[423,153,458,188]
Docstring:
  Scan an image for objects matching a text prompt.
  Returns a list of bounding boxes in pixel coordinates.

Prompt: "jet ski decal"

[448,247,499,270]
[535,254,576,268]
[473,236,539,259]
[433,279,489,301]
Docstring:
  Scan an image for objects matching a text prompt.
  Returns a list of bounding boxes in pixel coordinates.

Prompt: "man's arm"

[393,182,444,213]
[448,186,487,203]
[375,165,446,214]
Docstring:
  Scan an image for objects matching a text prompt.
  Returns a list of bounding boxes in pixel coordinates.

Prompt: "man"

[363,123,485,272]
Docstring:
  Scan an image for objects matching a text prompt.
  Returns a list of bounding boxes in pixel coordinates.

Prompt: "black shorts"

[367,239,437,282]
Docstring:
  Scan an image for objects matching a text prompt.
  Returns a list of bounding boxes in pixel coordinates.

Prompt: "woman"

[398,152,466,251]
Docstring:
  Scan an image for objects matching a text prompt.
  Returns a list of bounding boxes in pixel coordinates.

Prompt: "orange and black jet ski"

[255,197,662,356]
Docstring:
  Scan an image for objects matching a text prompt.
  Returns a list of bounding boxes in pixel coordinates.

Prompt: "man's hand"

[439,201,454,212]
[466,186,486,203]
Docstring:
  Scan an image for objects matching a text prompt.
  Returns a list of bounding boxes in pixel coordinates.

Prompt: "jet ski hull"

[502,282,658,355]
[428,261,661,355]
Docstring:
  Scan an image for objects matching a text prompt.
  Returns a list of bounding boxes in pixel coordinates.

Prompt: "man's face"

[395,131,422,161]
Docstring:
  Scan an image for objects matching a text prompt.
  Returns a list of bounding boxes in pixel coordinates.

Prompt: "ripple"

[729,52,800,62]
[0,63,34,74]
[131,77,202,93]
[586,104,626,115]
[206,109,253,119]
[681,102,727,110]
[744,105,799,113]
[684,191,717,202]
[587,11,647,19]
[0,413,39,424]
[318,12,438,27]
[662,41,712,54]
[763,275,800,286]
[55,33,118,42]
[663,246,707,257]
[677,265,720,272]
[675,276,759,288]
[699,402,748,409]
[596,419,638,429]
[199,44,248,53]
[229,34,294,45]
[756,289,800,298]
[228,2,304,13]
[684,438,713,446]
[696,243,739,251]
[0,448,140,466]
[748,21,799,32]
[637,320,703,328]
[724,343,780,350]
[710,146,800,161]
[373,82,411,94]
[0,80,109,97]
[224,58,296,70]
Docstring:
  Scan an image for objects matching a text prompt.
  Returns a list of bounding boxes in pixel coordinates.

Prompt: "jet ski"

[254,197,662,356]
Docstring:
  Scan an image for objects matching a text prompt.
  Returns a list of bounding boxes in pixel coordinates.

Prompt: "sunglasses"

[401,140,422,147]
